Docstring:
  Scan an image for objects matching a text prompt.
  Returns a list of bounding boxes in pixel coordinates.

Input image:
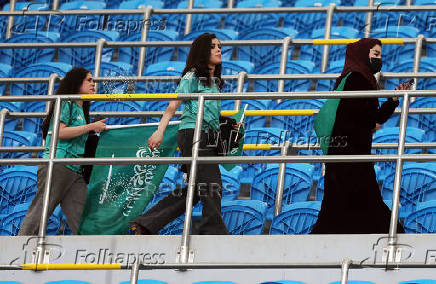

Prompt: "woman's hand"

[393,81,412,101]
[148,130,164,150]
[90,118,107,133]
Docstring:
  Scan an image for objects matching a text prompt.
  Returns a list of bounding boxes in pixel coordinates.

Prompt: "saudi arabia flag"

[78,122,179,235]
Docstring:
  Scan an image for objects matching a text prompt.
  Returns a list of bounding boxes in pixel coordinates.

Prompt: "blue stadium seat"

[315,59,344,91]
[120,280,168,284]
[166,0,223,35]
[254,60,315,93]
[220,60,254,96]
[108,0,164,39]
[408,98,436,142]
[178,29,238,62]
[381,162,436,217]
[0,281,24,284]
[300,27,358,71]
[220,165,242,201]
[298,147,323,183]
[372,127,426,182]
[0,32,59,72]
[158,215,186,235]
[137,61,185,122]
[163,0,184,8]
[428,31,436,57]
[2,2,48,36]
[0,101,23,131]
[237,28,298,69]
[284,0,341,38]
[224,0,281,32]
[404,200,436,233]
[315,175,324,201]
[1,201,60,236]
[0,166,37,214]
[1,130,38,161]
[58,31,119,67]
[371,26,419,69]
[384,58,436,90]
[411,0,436,37]
[241,128,287,184]
[251,163,314,219]
[221,200,267,234]
[340,0,401,34]
[118,30,178,73]
[22,101,47,145]
[10,62,72,96]
[90,100,144,125]
[271,99,324,140]
[49,1,106,33]
[400,280,436,284]
[0,63,11,95]
[85,61,134,94]
[270,201,321,234]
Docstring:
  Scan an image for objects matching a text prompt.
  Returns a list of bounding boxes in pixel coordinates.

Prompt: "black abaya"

[311,72,404,234]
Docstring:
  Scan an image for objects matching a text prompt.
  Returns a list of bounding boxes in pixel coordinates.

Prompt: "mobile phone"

[404,78,415,87]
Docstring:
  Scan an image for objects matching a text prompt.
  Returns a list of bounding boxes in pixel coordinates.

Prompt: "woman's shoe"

[130,222,150,235]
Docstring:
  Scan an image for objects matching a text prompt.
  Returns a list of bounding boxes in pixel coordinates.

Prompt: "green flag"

[78,123,179,235]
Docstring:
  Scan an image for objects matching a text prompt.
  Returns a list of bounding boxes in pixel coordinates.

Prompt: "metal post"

[6,0,16,39]
[129,260,140,284]
[234,71,246,111]
[35,97,62,264]
[178,95,205,264]
[340,259,352,284]
[227,0,234,8]
[0,109,9,147]
[411,35,424,95]
[405,0,412,5]
[184,0,194,35]
[94,38,106,94]
[52,0,60,10]
[387,92,410,258]
[274,141,290,217]
[364,0,374,38]
[320,4,335,73]
[277,37,291,93]
[42,74,59,149]
[137,6,152,77]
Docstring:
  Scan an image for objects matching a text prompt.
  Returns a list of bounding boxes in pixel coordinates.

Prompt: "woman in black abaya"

[311,38,408,234]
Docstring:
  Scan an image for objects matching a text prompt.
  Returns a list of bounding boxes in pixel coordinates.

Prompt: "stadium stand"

[1,0,436,283]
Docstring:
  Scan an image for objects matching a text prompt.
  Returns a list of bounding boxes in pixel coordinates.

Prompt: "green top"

[178,72,221,131]
[43,101,88,173]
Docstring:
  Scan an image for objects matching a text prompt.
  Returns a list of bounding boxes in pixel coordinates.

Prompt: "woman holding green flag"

[311,38,410,234]
[19,67,107,235]
[131,33,232,235]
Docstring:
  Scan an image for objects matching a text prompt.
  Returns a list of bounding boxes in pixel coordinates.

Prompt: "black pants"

[133,129,229,235]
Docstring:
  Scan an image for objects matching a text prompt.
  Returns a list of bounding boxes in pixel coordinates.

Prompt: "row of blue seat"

[2,0,436,39]
[1,24,434,72]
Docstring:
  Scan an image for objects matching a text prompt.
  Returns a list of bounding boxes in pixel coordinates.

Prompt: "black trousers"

[133,128,229,235]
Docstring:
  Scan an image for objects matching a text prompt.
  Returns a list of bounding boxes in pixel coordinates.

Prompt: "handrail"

[1,5,436,16]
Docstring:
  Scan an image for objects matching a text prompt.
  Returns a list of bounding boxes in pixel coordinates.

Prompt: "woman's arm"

[58,118,107,139]
[148,100,182,149]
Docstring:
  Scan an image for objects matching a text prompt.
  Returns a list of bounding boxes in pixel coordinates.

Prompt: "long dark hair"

[41,67,91,139]
[181,33,224,89]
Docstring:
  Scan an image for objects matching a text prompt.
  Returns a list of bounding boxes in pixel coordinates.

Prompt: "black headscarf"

[334,38,382,90]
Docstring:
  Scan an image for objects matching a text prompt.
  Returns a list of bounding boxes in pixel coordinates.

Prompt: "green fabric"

[221,108,245,171]
[43,101,88,173]
[178,72,221,131]
[314,72,352,155]
[78,123,179,235]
